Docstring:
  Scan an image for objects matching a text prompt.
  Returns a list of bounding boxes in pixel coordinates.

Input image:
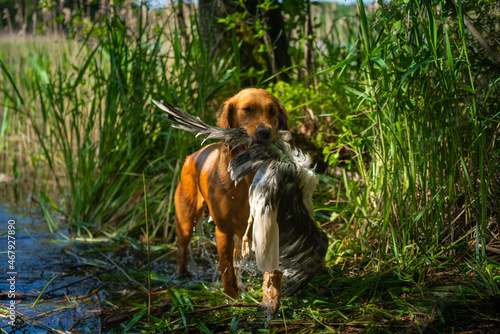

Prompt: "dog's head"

[220,88,289,145]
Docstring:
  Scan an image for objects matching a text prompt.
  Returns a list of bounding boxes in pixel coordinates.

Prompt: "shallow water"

[0,182,260,333]
[0,200,102,333]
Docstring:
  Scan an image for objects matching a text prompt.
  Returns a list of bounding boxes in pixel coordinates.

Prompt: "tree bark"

[304,0,317,88]
[198,0,292,82]
[445,0,500,65]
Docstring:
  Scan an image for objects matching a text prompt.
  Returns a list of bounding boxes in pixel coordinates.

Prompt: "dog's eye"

[243,107,252,113]
[269,108,277,115]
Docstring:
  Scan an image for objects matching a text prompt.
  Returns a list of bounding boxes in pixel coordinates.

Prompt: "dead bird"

[153,98,328,317]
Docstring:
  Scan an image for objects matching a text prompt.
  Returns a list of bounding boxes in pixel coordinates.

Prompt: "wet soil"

[0,183,230,333]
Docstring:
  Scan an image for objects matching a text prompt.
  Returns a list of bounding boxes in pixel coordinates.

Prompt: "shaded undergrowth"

[11,234,495,333]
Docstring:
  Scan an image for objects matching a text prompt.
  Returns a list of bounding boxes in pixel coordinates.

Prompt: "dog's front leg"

[215,226,239,299]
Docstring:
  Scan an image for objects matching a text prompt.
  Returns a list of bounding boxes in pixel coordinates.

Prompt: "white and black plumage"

[154,99,329,296]
[229,136,329,295]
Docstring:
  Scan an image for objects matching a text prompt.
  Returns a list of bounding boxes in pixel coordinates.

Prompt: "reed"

[0,3,237,236]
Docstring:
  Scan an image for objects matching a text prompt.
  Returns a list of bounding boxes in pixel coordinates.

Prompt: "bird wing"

[152,99,252,149]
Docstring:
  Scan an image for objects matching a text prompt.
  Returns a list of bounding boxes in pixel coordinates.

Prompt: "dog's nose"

[256,126,272,144]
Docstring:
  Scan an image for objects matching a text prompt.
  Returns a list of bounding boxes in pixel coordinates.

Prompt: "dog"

[153,89,328,316]
[170,89,289,304]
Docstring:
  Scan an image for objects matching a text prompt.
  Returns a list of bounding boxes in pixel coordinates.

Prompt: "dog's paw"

[173,270,192,280]
[261,296,280,319]
[261,270,283,318]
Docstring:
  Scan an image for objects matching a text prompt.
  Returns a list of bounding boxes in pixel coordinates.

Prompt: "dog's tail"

[152,100,251,149]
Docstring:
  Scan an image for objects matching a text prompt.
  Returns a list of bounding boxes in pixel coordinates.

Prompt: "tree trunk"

[198,0,292,83]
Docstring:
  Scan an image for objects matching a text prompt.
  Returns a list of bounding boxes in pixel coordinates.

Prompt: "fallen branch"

[44,268,113,295]
[446,0,500,64]
[184,302,260,315]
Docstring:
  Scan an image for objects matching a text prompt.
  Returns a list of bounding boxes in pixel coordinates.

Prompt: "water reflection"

[0,192,101,333]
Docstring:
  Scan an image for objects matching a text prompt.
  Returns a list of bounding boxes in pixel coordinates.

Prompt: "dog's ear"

[220,98,235,128]
[277,103,289,131]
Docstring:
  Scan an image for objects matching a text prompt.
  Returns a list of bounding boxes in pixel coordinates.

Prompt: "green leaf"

[123,309,147,333]
[40,191,68,217]
[0,58,24,106]
[310,54,362,77]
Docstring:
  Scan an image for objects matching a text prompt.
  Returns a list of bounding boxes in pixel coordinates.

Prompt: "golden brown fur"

[174,89,288,304]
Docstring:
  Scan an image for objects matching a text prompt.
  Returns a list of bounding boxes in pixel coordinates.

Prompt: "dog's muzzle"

[256,126,273,144]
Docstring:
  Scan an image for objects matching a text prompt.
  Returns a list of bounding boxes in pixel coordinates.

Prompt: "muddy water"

[0,201,102,333]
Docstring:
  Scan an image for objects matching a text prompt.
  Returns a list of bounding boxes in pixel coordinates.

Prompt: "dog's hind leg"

[174,158,206,276]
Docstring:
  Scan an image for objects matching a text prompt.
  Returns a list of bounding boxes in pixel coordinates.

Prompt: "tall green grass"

[308,0,500,300]
[341,0,497,264]
[0,4,240,236]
